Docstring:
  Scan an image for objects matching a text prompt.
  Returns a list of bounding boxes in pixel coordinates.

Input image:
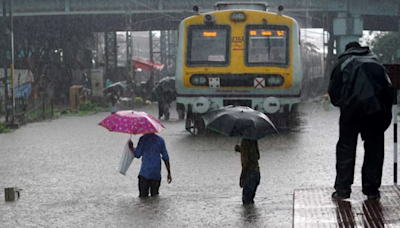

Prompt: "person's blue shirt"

[134,133,169,180]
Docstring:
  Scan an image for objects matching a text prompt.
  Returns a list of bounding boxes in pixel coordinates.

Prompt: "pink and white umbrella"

[99,110,165,135]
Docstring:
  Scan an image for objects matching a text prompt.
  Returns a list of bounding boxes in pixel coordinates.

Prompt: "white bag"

[117,141,134,175]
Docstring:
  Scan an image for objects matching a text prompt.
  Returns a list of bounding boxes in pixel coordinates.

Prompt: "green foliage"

[78,100,108,113]
[79,100,96,112]
[26,108,59,123]
[134,97,144,105]
[26,110,43,123]
[0,122,11,133]
[370,32,400,64]
[25,100,108,122]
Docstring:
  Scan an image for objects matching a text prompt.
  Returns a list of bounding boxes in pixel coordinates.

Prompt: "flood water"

[0,102,396,227]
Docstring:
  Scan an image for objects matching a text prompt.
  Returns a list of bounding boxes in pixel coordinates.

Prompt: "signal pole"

[10,0,14,123]
[2,0,14,123]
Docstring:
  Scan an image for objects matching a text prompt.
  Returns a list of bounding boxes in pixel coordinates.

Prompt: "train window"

[245,25,290,66]
[186,25,230,66]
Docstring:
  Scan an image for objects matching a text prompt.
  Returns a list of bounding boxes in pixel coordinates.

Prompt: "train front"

[175,5,302,133]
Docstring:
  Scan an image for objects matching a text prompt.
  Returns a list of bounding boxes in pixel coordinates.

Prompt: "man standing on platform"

[328,42,393,200]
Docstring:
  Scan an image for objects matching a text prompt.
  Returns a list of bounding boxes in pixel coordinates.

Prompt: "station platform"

[293,186,400,227]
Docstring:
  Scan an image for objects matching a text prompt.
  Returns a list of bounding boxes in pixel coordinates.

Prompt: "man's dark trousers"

[335,112,386,196]
[138,175,161,197]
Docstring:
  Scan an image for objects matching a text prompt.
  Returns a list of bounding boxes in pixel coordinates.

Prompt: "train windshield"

[245,25,289,66]
[187,25,230,66]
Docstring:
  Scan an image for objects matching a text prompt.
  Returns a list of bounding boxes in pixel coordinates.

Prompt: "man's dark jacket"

[328,47,393,127]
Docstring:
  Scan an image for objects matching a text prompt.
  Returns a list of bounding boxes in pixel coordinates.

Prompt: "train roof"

[214,2,269,11]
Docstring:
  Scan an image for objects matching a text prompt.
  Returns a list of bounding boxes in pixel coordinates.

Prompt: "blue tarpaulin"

[9,83,31,98]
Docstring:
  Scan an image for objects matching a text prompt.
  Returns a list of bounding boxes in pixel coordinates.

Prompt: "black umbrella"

[103,81,129,94]
[155,77,175,93]
[202,106,278,140]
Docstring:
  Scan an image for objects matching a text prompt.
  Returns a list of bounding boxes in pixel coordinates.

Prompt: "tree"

[370,32,400,64]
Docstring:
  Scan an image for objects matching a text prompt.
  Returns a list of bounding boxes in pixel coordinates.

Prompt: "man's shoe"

[367,193,380,200]
[331,191,350,200]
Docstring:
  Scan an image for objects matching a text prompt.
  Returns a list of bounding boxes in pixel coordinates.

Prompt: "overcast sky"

[300,29,378,54]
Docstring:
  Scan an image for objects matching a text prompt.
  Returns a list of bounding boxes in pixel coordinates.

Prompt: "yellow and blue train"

[175,2,306,133]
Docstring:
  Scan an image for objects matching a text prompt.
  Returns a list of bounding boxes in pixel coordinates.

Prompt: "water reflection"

[335,200,356,227]
[362,200,384,228]
[242,205,260,224]
[118,196,175,227]
[334,200,385,228]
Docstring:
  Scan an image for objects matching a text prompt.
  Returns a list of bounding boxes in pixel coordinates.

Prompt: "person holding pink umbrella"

[128,134,171,197]
[99,110,172,197]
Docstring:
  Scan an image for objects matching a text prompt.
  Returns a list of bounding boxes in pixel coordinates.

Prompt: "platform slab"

[293,186,400,228]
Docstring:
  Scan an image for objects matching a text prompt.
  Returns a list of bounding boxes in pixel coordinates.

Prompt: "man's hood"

[338,46,371,59]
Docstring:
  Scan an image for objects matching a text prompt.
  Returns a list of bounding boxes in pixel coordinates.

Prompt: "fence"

[0,94,54,124]
[24,95,54,122]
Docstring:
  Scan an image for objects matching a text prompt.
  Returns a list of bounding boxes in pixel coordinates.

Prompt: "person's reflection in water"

[335,200,356,227]
[129,196,172,226]
[362,200,384,227]
[242,205,259,224]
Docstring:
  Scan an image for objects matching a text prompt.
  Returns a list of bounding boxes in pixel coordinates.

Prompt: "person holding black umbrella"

[235,138,261,205]
[155,88,175,120]
[109,91,120,114]
[203,105,277,204]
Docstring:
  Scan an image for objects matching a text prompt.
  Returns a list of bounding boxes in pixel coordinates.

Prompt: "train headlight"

[204,14,216,24]
[263,97,280,114]
[230,12,246,22]
[193,97,210,114]
[190,75,208,86]
[193,77,200,84]
[199,76,207,84]
[266,75,284,86]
